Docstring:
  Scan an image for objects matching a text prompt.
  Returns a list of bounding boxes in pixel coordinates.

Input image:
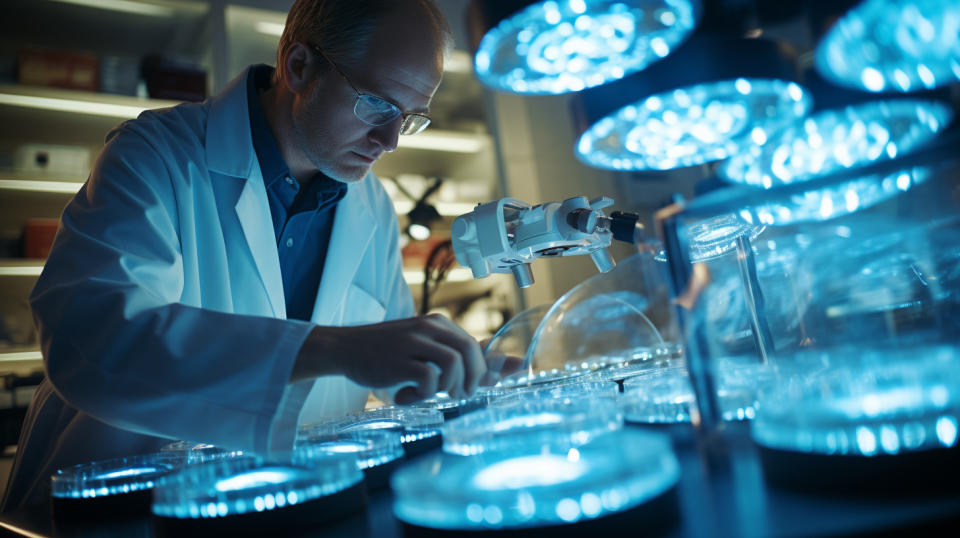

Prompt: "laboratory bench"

[1,421,957,538]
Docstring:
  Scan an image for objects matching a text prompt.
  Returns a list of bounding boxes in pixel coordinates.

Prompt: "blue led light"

[392,429,678,530]
[334,407,444,445]
[295,428,404,471]
[151,456,362,519]
[576,79,811,170]
[816,0,960,92]
[747,167,931,225]
[475,0,701,94]
[51,453,183,500]
[752,346,960,456]
[720,99,953,189]
[441,397,622,456]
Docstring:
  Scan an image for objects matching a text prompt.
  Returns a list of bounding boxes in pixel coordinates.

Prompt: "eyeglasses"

[311,45,431,136]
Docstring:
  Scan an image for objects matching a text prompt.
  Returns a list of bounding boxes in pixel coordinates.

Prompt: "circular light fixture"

[441,397,622,456]
[577,78,811,170]
[473,0,701,94]
[50,453,185,519]
[816,0,960,93]
[392,429,679,532]
[152,456,365,533]
[720,99,953,189]
[571,36,809,171]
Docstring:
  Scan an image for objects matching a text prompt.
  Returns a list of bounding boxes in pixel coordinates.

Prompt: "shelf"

[0,84,182,120]
[0,347,43,374]
[0,261,43,277]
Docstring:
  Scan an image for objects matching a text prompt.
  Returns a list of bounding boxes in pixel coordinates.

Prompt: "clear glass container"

[334,407,444,445]
[392,428,679,531]
[441,396,622,456]
[159,441,246,464]
[51,453,184,500]
[295,427,404,471]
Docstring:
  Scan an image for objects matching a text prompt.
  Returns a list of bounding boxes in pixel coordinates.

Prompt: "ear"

[282,42,316,94]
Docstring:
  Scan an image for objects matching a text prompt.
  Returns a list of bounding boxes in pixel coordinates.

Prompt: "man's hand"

[477,337,526,387]
[291,314,487,405]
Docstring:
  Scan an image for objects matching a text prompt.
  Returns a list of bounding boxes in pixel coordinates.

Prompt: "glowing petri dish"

[621,367,695,424]
[577,78,811,171]
[720,99,953,189]
[475,0,701,94]
[490,379,620,408]
[408,391,487,420]
[296,427,404,471]
[159,441,246,464]
[752,346,960,456]
[498,367,594,389]
[338,407,444,446]
[152,455,364,525]
[816,0,960,93]
[51,452,183,501]
[441,397,623,456]
[392,428,679,531]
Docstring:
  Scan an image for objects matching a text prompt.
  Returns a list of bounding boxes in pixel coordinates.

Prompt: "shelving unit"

[0,0,514,375]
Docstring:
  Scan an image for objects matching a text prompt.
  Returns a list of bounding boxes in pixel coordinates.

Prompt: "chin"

[320,162,371,184]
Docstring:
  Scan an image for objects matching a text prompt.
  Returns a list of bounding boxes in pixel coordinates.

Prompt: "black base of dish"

[363,456,405,491]
[758,443,960,497]
[402,434,442,459]
[153,481,367,536]
[400,486,678,538]
[52,489,154,521]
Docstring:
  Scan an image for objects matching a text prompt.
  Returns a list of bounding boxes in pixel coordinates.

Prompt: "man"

[3,0,504,511]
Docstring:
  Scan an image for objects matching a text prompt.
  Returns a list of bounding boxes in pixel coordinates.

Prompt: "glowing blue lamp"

[392,429,679,532]
[441,397,622,456]
[572,36,811,171]
[752,346,960,494]
[816,0,960,93]
[152,455,365,533]
[472,0,701,95]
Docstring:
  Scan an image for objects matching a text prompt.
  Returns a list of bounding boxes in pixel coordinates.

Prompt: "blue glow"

[721,100,953,188]
[442,398,622,456]
[751,346,960,456]
[474,0,700,94]
[391,429,678,530]
[296,429,404,471]
[51,454,181,499]
[816,0,960,93]
[160,441,246,464]
[576,79,811,171]
[748,167,930,226]
[152,458,362,520]
[333,407,444,445]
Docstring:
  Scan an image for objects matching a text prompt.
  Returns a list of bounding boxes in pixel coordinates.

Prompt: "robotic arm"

[451,195,643,288]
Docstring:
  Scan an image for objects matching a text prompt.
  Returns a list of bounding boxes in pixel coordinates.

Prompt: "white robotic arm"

[451,195,642,288]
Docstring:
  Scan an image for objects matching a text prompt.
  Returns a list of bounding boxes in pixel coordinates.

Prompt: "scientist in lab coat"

[2,0,496,510]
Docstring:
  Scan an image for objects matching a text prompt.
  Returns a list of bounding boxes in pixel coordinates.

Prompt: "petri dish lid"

[441,397,623,456]
[51,452,185,499]
[152,455,362,519]
[295,427,403,470]
[159,441,246,464]
[392,428,679,530]
[336,407,444,444]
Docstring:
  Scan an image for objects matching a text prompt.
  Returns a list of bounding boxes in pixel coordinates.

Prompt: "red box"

[18,49,100,92]
[23,219,60,259]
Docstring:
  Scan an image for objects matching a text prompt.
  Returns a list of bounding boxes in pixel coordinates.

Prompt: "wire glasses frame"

[311,45,431,136]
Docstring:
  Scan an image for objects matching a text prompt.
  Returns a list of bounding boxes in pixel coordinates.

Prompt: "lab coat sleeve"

[30,125,313,455]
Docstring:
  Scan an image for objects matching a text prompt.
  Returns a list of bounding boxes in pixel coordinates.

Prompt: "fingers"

[423,314,486,397]
[390,359,440,401]
[408,333,464,398]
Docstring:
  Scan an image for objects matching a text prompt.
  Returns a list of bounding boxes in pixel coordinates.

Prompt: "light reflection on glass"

[475,0,700,94]
[816,0,960,92]
[51,454,181,499]
[577,79,811,170]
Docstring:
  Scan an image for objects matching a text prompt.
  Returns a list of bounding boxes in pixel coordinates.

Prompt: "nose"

[368,117,402,153]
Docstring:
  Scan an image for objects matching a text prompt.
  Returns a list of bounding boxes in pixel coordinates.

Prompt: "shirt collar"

[247,64,294,189]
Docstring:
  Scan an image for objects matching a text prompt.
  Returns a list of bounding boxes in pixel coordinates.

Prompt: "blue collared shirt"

[247,65,347,321]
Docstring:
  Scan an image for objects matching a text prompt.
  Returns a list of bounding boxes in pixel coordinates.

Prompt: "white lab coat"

[1,67,414,510]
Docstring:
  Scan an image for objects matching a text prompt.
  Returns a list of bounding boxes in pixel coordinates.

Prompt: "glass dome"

[576,78,811,171]
[816,0,960,93]
[483,303,552,366]
[523,251,679,376]
[392,428,678,531]
[475,0,701,94]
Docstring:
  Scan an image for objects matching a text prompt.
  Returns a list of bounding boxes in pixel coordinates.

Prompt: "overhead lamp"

[572,36,811,171]
[719,99,953,213]
[469,0,702,95]
[816,0,960,93]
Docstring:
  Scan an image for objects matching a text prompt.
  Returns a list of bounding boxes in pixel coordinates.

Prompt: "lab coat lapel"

[206,68,286,319]
[312,180,376,324]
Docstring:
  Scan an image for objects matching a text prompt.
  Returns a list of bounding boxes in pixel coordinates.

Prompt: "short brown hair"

[274,0,453,86]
